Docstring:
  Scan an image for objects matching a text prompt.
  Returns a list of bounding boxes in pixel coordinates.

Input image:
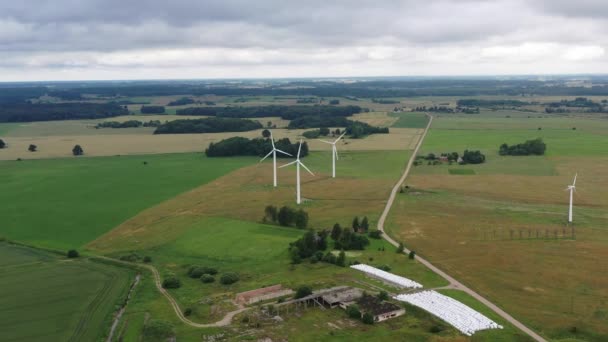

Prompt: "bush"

[220,272,240,285]
[67,249,79,258]
[0,139,5,149]
[377,291,389,301]
[162,277,181,289]
[430,324,444,333]
[362,312,375,324]
[143,256,152,263]
[184,308,192,316]
[378,264,391,272]
[200,274,215,283]
[368,230,382,239]
[396,242,404,253]
[408,251,416,260]
[143,319,174,339]
[188,266,218,278]
[72,144,84,156]
[28,144,37,152]
[346,305,361,319]
[295,285,313,299]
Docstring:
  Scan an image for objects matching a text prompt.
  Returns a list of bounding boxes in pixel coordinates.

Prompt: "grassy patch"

[0,243,133,342]
[390,112,430,128]
[0,153,254,249]
[448,168,475,175]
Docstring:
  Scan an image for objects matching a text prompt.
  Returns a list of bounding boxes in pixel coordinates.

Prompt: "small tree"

[336,250,346,267]
[262,129,271,138]
[352,217,360,232]
[362,312,375,324]
[368,230,382,239]
[331,223,342,241]
[396,242,404,254]
[28,144,37,152]
[0,139,5,149]
[143,256,152,263]
[67,249,79,258]
[361,216,369,232]
[264,205,278,222]
[277,206,295,226]
[377,291,389,301]
[290,247,302,264]
[200,274,215,283]
[220,272,240,285]
[294,209,309,229]
[295,285,312,299]
[408,251,416,260]
[72,144,84,156]
[162,277,181,289]
[346,305,361,319]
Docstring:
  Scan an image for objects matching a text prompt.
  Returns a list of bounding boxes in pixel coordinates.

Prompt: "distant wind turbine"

[566,173,577,223]
[260,131,291,187]
[280,140,314,204]
[319,132,346,178]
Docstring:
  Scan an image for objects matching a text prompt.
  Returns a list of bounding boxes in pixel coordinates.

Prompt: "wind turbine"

[566,173,577,223]
[319,132,346,178]
[260,131,292,187]
[280,140,314,204]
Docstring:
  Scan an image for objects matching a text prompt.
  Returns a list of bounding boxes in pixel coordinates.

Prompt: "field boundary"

[376,114,548,342]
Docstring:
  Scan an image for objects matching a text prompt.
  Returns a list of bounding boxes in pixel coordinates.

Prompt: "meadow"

[387,113,608,341]
[0,242,134,342]
[0,153,253,249]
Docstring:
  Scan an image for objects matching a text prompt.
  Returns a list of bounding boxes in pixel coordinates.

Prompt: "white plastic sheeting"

[350,264,423,289]
[394,291,503,336]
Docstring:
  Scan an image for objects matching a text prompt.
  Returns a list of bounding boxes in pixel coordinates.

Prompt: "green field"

[0,243,133,342]
[302,150,411,179]
[390,112,429,128]
[0,153,254,249]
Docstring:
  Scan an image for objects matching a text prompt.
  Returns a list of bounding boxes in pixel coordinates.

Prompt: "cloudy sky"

[1,0,607,81]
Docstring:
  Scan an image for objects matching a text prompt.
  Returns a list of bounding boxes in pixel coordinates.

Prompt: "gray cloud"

[0,0,607,80]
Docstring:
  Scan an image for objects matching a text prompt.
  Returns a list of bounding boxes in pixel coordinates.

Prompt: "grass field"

[0,153,253,249]
[388,113,608,341]
[390,112,430,128]
[0,243,133,342]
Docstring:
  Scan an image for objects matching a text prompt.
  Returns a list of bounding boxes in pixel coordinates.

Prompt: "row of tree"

[206,137,308,157]
[140,105,165,114]
[1,141,83,156]
[153,117,262,134]
[0,103,129,122]
[176,105,362,120]
[264,205,309,229]
[499,138,546,156]
[95,120,161,128]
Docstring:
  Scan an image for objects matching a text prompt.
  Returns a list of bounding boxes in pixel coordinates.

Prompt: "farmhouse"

[357,294,406,322]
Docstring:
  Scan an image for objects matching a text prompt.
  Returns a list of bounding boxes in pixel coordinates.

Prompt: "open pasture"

[0,153,253,249]
[390,112,430,128]
[0,243,133,342]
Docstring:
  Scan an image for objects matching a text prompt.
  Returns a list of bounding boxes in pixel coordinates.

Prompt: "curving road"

[376,114,547,342]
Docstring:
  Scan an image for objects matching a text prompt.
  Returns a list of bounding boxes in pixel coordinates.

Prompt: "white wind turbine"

[566,173,577,223]
[280,140,314,204]
[319,132,346,178]
[260,131,292,187]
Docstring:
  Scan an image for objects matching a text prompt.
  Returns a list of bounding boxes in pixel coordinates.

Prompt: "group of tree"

[302,127,330,139]
[499,138,546,156]
[461,150,486,164]
[140,105,165,114]
[0,102,129,122]
[287,115,350,129]
[0,139,5,149]
[545,97,607,113]
[288,229,329,264]
[95,119,161,128]
[154,117,262,134]
[345,121,389,138]
[330,223,370,250]
[206,137,307,157]
[176,105,362,120]
[351,216,370,233]
[167,97,195,106]
[264,205,309,229]
[372,98,400,104]
[457,99,530,107]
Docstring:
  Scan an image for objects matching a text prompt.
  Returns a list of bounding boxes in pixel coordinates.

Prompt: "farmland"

[387,112,608,341]
[0,242,134,342]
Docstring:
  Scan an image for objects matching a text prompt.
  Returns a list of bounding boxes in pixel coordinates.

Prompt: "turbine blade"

[270,131,275,149]
[573,173,577,186]
[299,161,314,176]
[275,148,292,156]
[334,146,339,160]
[260,150,273,162]
[334,132,347,143]
[318,139,333,144]
[297,140,302,159]
[279,160,298,168]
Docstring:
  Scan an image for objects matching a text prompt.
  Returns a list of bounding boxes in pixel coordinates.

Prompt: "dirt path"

[376,114,547,342]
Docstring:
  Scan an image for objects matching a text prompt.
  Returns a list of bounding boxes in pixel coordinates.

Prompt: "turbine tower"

[566,173,577,223]
[260,131,291,187]
[319,132,346,178]
[280,140,314,204]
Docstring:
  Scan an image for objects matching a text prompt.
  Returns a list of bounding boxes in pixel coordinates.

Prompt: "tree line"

[140,105,165,114]
[499,138,546,156]
[95,120,162,128]
[153,117,262,134]
[263,205,309,229]
[206,137,308,157]
[0,103,129,122]
[176,105,362,120]
[167,97,195,106]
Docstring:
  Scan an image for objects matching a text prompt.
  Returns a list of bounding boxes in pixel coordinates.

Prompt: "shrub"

[377,291,389,301]
[200,274,215,283]
[346,305,361,319]
[184,308,192,316]
[188,266,218,278]
[143,256,152,263]
[220,272,240,285]
[408,251,416,260]
[295,285,313,299]
[72,144,84,156]
[67,249,79,258]
[396,242,404,253]
[143,319,174,339]
[28,144,37,152]
[162,277,181,289]
[368,230,382,239]
[378,264,391,272]
[362,312,375,325]
[430,324,444,333]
